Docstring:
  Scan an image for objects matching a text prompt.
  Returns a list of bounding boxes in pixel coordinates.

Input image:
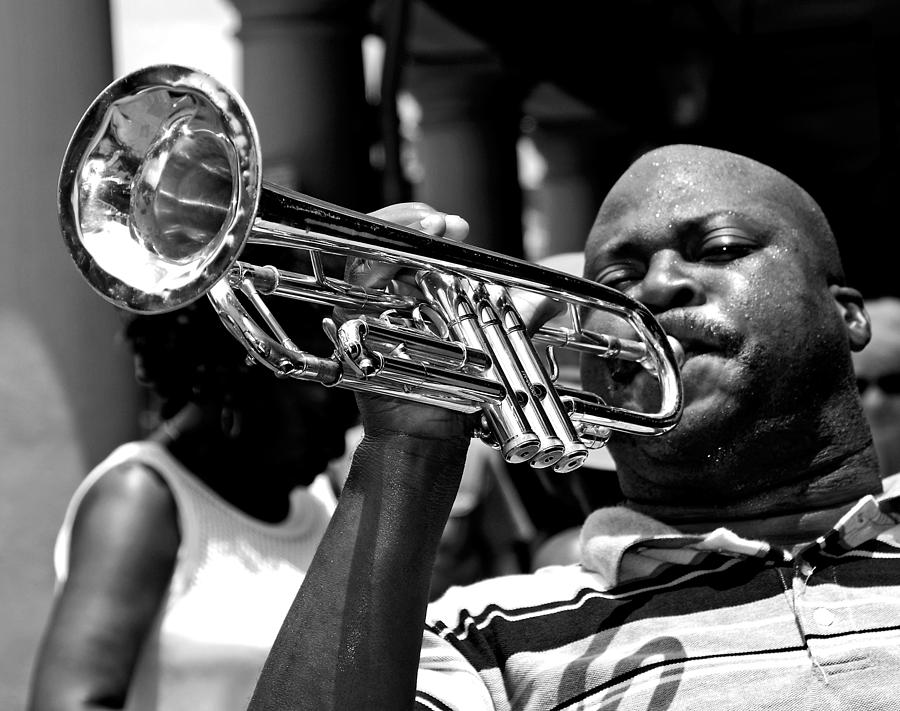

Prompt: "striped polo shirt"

[415,486,900,710]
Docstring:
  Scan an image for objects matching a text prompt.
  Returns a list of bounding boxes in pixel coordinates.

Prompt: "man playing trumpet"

[249,144,900,710]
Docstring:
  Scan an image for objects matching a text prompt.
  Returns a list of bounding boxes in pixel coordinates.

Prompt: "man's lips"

[674,339,716,362]
[656,313,739,360]
[608,321,729,384]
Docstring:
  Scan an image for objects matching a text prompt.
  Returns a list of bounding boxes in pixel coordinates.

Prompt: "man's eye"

[594,264,644,290]
[695,229,758,264]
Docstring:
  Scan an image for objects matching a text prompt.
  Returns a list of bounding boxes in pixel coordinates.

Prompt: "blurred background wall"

[109,0,241,86]
[0,2,237,707]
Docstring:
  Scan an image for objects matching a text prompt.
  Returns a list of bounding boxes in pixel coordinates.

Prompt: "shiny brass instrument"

[58,64,683,473]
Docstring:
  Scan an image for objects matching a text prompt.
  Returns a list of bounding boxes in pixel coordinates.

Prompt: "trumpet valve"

[336,319,382,378]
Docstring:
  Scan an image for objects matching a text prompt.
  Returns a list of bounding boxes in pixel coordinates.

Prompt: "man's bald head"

[592,144,846,287]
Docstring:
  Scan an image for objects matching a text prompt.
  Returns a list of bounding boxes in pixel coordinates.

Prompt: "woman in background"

[27,290,358,711]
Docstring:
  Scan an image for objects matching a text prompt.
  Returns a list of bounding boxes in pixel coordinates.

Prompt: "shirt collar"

[580,485,900,596]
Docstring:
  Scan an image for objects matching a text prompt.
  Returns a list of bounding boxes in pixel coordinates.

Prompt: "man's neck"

[620,441,883,540]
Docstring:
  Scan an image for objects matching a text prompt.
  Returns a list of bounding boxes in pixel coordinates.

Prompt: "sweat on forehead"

[594,144,845,283]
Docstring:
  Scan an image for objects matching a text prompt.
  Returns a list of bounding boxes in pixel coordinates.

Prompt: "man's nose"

[633,251,704,313]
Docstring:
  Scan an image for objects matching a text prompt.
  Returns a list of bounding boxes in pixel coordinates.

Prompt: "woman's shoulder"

[55,442,181,583]
[80,455,176,516]
[76,442,179,521]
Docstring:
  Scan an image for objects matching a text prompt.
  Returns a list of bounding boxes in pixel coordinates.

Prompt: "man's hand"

[353,203,470,291]
[344,203,474,442]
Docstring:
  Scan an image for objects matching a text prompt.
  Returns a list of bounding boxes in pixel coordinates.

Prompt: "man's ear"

[830,285,871,352]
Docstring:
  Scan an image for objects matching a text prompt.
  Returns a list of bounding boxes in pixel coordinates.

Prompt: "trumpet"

[58,64,683,473]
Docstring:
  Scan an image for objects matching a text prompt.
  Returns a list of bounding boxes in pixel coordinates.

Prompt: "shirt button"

[813,607,835,627]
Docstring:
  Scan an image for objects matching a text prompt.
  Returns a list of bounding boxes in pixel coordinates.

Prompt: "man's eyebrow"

[587,209,766,264]
[698,211,780,243]
[676,211,771,241]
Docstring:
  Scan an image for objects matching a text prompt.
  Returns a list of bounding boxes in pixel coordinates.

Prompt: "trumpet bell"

[58,65,261,313]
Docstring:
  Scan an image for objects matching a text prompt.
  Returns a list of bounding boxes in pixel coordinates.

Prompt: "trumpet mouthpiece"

[666,336,686,368]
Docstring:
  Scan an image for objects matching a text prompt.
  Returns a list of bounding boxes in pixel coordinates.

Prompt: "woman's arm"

[27,462,180,711]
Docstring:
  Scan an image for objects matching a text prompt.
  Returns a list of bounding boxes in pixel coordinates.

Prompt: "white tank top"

[54,441,336,711]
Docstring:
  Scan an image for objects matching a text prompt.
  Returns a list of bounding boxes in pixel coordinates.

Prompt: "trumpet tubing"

[58,64,684,473]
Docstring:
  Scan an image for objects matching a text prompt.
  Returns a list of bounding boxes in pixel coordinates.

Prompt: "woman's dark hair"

[123,299,250,421]
[123,291,356,427]
[121,241,360,449]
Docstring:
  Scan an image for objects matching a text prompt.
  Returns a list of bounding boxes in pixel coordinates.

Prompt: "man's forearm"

[248,433,469,710]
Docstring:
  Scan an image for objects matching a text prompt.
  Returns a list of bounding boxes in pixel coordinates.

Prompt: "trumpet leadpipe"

[533,327,685,373]
[533,326,648,362]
